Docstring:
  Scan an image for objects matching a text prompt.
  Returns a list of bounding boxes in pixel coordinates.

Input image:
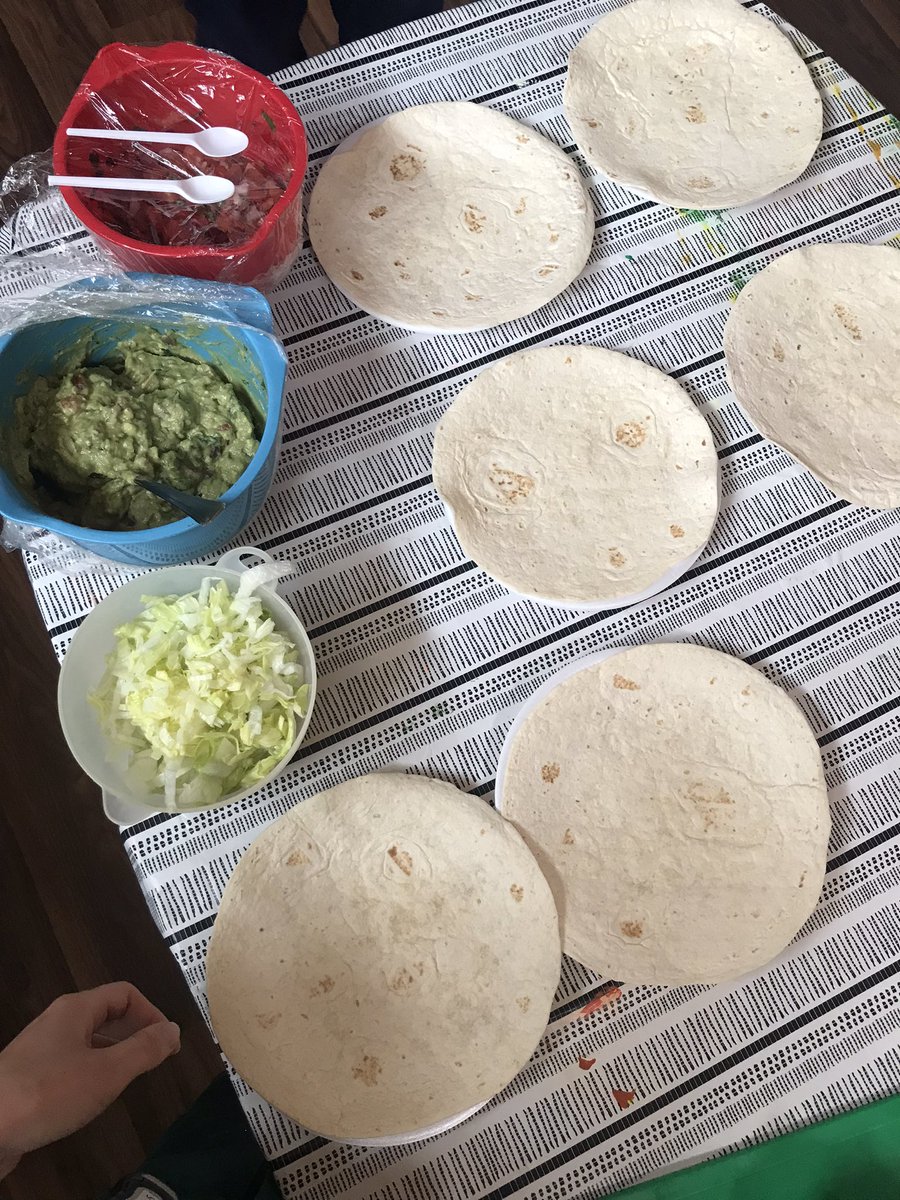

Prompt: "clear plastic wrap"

[0,262,288,568]
[51,42,308,290]
[0,519,131,578]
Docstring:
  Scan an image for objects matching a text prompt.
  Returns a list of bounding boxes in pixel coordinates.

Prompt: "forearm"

[0,1062,30,1179]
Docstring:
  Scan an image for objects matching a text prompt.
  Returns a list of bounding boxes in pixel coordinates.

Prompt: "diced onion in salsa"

[83,144,288,248]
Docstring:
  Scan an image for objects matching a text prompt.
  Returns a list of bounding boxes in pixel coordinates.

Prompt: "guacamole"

[6,330,259,531]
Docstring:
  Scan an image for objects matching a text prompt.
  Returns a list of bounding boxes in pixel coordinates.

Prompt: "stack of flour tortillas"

[432,345,719,606]
[308,102,594,332]
[564,0,822,209]
[498,644,830,985]
[724,243,900,509]
[207,773,561,1142]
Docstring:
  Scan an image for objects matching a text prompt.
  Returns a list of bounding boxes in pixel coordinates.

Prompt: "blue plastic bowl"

[0,274,286,565]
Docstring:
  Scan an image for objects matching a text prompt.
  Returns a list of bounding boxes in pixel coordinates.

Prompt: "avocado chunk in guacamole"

[6,330,260,531]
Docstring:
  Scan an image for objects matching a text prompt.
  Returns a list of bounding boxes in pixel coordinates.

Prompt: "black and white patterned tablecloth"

[12,1,900,1196]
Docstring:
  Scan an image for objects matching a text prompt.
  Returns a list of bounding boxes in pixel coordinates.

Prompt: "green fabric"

[616,1094,900,1200]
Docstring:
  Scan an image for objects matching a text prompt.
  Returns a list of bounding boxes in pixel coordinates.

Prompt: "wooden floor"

[0,2,899,1198]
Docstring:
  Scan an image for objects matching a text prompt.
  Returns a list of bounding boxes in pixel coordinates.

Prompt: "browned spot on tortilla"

[773,341,785,362]
[414,961,425,975]
[310,976,335,997]
[549,229,560,244]
[463,204,487,233]
[670,524,685,539]
[741,687,751,696]
[514,196,527,215]
[609,549,626,568]
[352,1055,382,1086]
[510,884,524,903]
[833,302,862,340]
[562,828,575,846]
[464,293,483,301]
[613,674,639,691]
[255,1012,281,1030]
[687,175,713,190]
[461,268,471,276]
[390,153,423,181]
[709,677,716,685]
[685,104,706,124]
[406,143,424,152]
[689,782,733,807]
[620,920,643,939]
[400,272,411,281]
[541,762,560,784]
[615,421,646,448]
[516,133,530,143]
[587,119,598,128]
[538,264,558,278]
[564,355,572,364]
[389,967,415,992]
[388,845,413,875]
[799,870,807,888]
[368,205,387,219]
[489,464,535,504]
[393,259,405,267]
[786,125,800,134]
[350,270,364,281]
[285,849,308,866]
[624,117,637,137]
[516,996,531,1012]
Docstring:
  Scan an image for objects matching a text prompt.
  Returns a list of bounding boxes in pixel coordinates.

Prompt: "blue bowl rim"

[0,298,285,544]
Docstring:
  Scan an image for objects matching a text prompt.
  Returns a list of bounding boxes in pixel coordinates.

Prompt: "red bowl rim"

[52,43,308,263]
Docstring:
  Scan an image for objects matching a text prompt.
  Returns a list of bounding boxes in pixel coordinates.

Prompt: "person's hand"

[0,982,180,1176]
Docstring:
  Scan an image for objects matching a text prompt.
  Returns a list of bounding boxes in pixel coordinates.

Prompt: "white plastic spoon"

[48,173,235,204]
[66,125,249,158]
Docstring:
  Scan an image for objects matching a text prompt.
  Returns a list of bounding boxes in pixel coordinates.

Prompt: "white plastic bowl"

[57,547,316,821]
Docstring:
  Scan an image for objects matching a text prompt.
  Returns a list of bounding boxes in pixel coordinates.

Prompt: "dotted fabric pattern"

[12,1,900,1196]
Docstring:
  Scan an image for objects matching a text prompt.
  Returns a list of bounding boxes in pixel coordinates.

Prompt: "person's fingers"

[94,1005,168,1045]
[73,983,169,1037]
[105,1020,181,1090]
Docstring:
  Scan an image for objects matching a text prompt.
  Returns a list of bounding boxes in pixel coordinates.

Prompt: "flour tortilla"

[564,0,822,210]
[431,345,719,605]
[500,644,829,985]
[206,773,561,1141]
[307,102,594,331]
[724,243,900,510]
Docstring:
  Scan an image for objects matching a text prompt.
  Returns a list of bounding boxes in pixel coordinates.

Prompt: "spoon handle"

[67,127,196,148]
[49,174,187,197]
[135,478,225,525]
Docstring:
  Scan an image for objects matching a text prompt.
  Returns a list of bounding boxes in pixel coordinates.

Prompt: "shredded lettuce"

[90,567,309,810]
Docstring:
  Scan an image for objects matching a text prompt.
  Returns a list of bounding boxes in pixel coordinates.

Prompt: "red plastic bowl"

[53,43,308,289]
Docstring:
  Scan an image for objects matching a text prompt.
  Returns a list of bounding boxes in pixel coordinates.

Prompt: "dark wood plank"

[112,4,196,45]
[0,550,220,1200]
[777,0,900,115]
[0,17,55,170]
[0,0,111,124]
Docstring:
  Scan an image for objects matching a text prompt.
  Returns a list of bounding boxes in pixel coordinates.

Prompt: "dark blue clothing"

[106,1074,278,1200]
[185,0,442,75]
